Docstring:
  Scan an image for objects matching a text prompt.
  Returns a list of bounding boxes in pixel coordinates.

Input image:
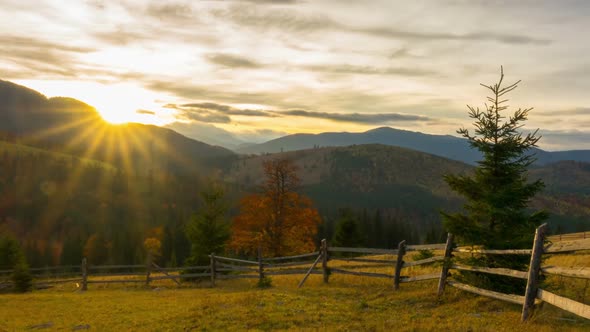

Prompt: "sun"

[14,79,171,126]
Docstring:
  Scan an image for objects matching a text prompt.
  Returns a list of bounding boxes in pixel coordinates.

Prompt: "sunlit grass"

[1,258,588,331]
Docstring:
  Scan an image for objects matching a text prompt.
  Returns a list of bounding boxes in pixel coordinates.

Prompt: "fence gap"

[393,240,406,290]
[437,233,454,298]
[521,223,547,322]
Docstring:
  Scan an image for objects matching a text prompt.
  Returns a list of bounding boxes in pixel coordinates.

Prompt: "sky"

[1,0,589,150]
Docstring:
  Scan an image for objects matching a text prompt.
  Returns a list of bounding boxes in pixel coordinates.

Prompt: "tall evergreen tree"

[441,68,548,292]
[332,208,364,248]
[185,183,230,266]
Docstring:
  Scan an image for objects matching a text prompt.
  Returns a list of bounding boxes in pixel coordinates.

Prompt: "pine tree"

[441,67,548,292]
[332,209,364,248]
[185,183,230,266]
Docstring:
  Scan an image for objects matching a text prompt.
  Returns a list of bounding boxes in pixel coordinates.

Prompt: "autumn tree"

[230,158,321,257]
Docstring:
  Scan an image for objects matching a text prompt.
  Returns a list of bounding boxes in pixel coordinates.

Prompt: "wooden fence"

[1,227,589,323]
[437,224,590,322]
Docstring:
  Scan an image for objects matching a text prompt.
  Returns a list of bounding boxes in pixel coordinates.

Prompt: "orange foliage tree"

[230,158,321,257]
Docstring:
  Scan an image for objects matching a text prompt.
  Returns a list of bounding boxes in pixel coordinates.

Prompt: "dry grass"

[1,255,588,331]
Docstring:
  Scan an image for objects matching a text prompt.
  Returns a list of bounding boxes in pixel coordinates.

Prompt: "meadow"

[1,253,588,331]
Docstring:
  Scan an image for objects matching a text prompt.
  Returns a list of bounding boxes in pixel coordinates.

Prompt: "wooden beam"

[298,253,323,288]
[213,256,259,265]
[393,240,406,290]
[541,266,590,279]
[152,263,181,286]
[328,247,398,255]
[321,239,329,284]
[266,260,316,268]
[522,223,547,322]
[544,238,590,253]
[210,253,216,287]
[403,256,444,268]
[81,258,88,291]
[454,247,532,255]
[451,264,528,279]
[263,252,320,261]
[448,281,525,305]
[437,233,454,298]
[406,243,447,251]
[329,268,392,279]
[537,288,590,320]
[150,273,210,280]
[331,257,396,264]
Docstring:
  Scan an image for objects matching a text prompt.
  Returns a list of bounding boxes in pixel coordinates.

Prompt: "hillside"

[0,80,237,174]
[236,127,590,166]
[227,144,590,234]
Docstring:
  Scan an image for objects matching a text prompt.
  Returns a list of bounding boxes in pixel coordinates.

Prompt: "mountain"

[236,127,590,166]
[0,80,236,173]
[227,144,590,233]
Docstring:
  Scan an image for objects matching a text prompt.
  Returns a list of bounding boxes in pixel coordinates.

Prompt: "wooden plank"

[266,260,316,268]
[406,243,447,251]
[330,268,392,279]
[213,256,259,265]
[451,264,528,279]
[298,252,323,288]
[437,233,454,297]
[88,265,144,270]
[322,239,329,284]
[331,257,396,264]
[537,288,590,320]
[400,273,439,283]
[263,252,320,261]
[29,265,80,272]
[403,256,444,268]
[454,247,532,255]
[91,272,146,277]
[155,265,209,272]
[152,263,181,286]
[541,266,590,279]
[544,238,590,253]
[329,247,398,255]
[448,281,525,305]
[394,240,406,290]
[522,223,547,322]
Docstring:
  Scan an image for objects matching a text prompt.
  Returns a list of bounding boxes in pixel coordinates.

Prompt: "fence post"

[437,233,454,298]
[321,239,329,283]
[258,246,265,282]
[393,240,406,290]
[145,253,152,287]
[81,257,88,291]
[210,253,216,287]
[521,223,547,322]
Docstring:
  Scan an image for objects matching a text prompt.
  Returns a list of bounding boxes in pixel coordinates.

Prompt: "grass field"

[1,254,589,331]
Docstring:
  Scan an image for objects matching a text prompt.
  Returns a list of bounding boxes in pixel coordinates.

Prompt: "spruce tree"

[185,183,230,266]
[441,67,548,292]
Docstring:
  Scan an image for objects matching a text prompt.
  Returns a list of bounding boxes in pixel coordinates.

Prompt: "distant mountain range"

[236,127,590,166]
[0,80,236,174]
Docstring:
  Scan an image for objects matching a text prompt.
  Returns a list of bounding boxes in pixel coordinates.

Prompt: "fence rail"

[2,229,588,323]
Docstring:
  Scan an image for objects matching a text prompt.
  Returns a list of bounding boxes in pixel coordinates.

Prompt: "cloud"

[537,108,590,117]
[205,53,263,68]
[165,104,232,123]
[215,6,551,45]
[303,64,438,77]
[537,129,590,150]
[280,110,430,124]
[181,102,274,117]
[136,109,156,115]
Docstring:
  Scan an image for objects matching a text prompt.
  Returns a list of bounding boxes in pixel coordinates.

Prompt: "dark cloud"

[303,64,438,77]
[146,3,194,21]
[165,104,232,123]
[281,110,430,124]
[181,102,275,117]
[136,109,156,115]
[537,129,590,150]
[205,53,263,68]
